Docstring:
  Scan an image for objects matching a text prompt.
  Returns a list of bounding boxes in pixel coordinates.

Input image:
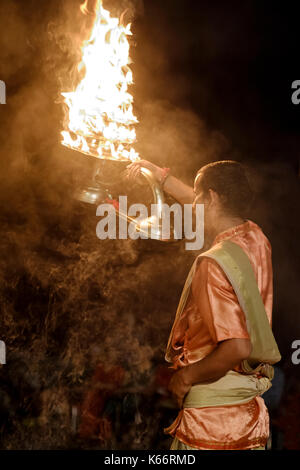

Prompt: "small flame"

[61,0,140,162]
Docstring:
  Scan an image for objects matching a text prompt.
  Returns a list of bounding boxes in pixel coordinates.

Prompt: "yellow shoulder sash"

[165,240,281,375]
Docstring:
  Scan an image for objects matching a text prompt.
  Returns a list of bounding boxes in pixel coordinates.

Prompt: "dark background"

[0,0,299,450]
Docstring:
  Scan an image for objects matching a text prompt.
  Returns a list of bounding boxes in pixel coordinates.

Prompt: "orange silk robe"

[165,220,273,450]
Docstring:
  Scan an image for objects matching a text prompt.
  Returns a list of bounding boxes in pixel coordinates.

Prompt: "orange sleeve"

[191,257,250,343]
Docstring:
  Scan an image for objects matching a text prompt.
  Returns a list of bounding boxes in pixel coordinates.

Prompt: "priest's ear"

[205,188,221,209]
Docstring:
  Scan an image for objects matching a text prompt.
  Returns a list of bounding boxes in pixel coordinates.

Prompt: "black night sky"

[137,0,300,169]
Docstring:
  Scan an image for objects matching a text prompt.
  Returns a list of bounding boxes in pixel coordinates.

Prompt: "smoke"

[0,0,299,450]
[136,100,229,182]
[0,0,194,449]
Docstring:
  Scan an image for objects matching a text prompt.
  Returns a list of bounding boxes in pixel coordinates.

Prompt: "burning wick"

[61,0,140,162]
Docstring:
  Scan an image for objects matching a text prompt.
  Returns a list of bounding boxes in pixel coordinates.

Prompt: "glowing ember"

[61,0,140,162]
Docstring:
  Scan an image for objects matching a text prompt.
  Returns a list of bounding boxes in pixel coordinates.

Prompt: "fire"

[61,0,140,162]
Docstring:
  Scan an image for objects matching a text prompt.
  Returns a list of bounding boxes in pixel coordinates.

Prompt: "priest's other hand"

[168,369,191,409]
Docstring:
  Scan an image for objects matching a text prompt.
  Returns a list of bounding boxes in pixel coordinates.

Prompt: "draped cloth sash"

[165,240,281,409]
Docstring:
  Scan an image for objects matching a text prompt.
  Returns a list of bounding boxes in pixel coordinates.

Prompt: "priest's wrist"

[158,167,171,188]
[178,366,194,387]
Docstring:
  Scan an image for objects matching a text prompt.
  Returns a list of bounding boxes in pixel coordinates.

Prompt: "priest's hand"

[168,368,191,409]
[167,338,253,409]
[125,159,164,185]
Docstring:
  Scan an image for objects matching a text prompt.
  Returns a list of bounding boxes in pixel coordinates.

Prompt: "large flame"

[61,0,140,162]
